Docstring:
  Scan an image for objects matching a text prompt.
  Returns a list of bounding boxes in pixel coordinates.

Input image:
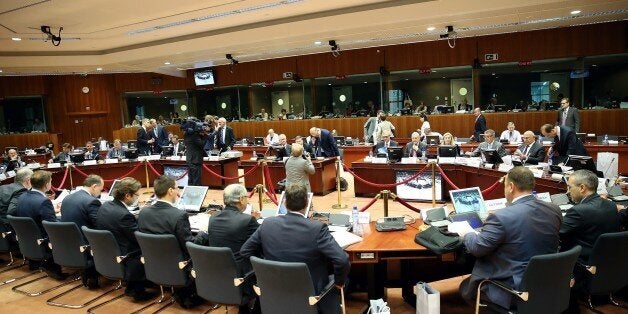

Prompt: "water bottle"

[603,134,609,145]
[253,150,257,159]
[532,190,537,199]
[351,205,362,236]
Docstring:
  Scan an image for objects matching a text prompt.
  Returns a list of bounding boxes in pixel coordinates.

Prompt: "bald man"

[309,127,339,157]
[514,131,545,165]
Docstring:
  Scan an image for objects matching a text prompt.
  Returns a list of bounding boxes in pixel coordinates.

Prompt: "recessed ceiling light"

[11,37,21,41]
[432,70,437,73]
[164,62,171,65]
[591,64,597,67]
[571,10,581,15]
[314,41,322,45]
[442,77,446,79]
[0,69,3,73]
[327,83,331,86]
[96,67,103,71]
[491,72,496,76]
[364,81,367,84]
[427,26,436,31]
[405,79,409,81]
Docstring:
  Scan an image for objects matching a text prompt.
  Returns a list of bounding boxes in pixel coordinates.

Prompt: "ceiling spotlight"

[314,41,322,45]
[164,62,171,65]
[570,10,581,15]
[226,53,239,65]
[427,26,435,31]
[12,37,22,41]
[40,25,63,46]
[96,67,103,71]
[329,40,340,57]
[0,69,3,73]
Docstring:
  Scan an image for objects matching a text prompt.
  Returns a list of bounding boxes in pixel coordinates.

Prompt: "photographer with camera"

[181,117,210,186]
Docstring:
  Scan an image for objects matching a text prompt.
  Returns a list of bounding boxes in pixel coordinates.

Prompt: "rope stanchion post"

[256,184,265,212]
[143,160,153,194]
[382,190,390,217]
[431,162,436,207]
[69,164,74,189]
[331,157,347,209]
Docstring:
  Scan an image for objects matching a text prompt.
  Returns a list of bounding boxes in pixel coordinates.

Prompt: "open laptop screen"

[449,187,487,217]
[276,191,313,217]
[176,186,209,212]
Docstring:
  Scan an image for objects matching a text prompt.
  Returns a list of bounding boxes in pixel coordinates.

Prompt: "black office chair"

[579,231,628,309]
[474,245,581,314]
[82,226,131,314]
[0,227,33,286]
[186,243,254,312]
[43,221,117,308]
[250,256,337,314]
[133,232,189,313]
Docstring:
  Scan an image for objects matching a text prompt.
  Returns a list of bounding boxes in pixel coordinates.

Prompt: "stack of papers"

[331,230,363,248]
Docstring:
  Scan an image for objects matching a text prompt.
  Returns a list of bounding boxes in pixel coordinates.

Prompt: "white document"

[331,230,363,248]
[401,157,418,164]
[438,157,456,164]
[83,160,98,165]
[597,152,618,179]
[52,189,70,207]
[105,158,119,164]
[447,221,477,236]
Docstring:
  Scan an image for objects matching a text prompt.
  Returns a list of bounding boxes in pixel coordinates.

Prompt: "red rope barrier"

[342,163,430,188]
[265,190,279,205]
[481,179,503,197]
[359,195,379,212]
[202,161,260,180]
[247,189,255,198]
[146,161,162,177]
[263,165,278,203]
[436,164,503,195]
[435,165,460,190]
[51,166,70,191]
[394,197,422,214]
[72,162,143,183]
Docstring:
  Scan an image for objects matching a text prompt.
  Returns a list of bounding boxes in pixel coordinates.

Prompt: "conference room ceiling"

[0,0,626,77]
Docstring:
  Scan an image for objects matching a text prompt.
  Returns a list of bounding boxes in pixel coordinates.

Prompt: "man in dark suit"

[274,134,291,158]
[84,141,101,161]
[106,139,127,159]
[374,131,399,155]
[241,184,350,314]
[541,124,588,164]
[458,167,562,310]
[136,119,155,156]
[171,135,185,155]
[557,97,580,133]
[60,174,103,288]
[151,119,169,153]
[309,127,340,158]
[513,131,545,165]
[181,119,207,186]
[402,132,426,158]
[14,170,67,279]
[138,175,209,308]
[472,107,487,142]
[467,129,507,157]
[207,184,259,313]
[97,177,155,301]
[52,143,72,163]
[0,168,32,233]
[215,117,236,152]
[3,148,24,172]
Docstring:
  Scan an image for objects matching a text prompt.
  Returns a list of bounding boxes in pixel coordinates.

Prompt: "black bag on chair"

[337,177,348,191]
[415,226,462,255]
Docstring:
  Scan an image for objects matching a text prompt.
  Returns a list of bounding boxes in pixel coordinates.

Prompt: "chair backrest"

[250,256,317,314]
[587,231,628,294]
[42,221,88,269]
[7,215,46,260]
[134,232,187,287]
[0,229,11,252]
[516,245,581,314]
[82,226,125,280]
[186,243,243,305]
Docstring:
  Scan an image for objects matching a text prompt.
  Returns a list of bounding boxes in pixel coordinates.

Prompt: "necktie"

[222,128,226,143]
[522,145,529,156]
[509,131,513,140]
[562,109,568,125]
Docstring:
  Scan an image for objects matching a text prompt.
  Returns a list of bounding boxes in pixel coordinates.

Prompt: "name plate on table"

[551,173,564,181]
[167,156,182,160]
[535,192,552,203]
[0,174,6,181]
[401,157,418,164]
[454,157,468,165]
[542,141,552,145]
[438,157,456,164]
[371,157,388,164]
[498,164,514,173]
[121,158,129,162]
[105,158,119,164]
[7,170,16,178]
[530,168,543,178]
[137,156,147,162]
[83,160,98,165]
[147,155,161,161]
[27,163,41,169]
[467,158,482,168]
[485,198,507,212]
[48,163,61,168]
[204,156,220,161]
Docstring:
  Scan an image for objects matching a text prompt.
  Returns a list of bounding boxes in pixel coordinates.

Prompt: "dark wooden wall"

[0,21,625,147]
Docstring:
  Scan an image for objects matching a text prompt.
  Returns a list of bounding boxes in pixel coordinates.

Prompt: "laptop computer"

[607,185,628,202]
[254,137,265,146]
[276,190,313,217]
[100,179,121,202]
[449,187,488,219]
[176,185,209,212]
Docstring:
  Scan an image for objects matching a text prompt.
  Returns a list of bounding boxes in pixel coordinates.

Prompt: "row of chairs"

[0,216,336,313]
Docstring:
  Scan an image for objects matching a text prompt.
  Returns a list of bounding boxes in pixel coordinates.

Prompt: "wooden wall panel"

[114,73,192,92]
[0,75,47,97]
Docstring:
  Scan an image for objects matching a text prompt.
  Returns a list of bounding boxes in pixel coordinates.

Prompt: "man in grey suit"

[241,184,350,314]
[0,168,32,232]
[374,130,399,155]
[467,129,507,157]
[207,184,259,313]
[363,110,383,143]
[106,139,127,159]
[557,97,580,133]
[402,132,426,158]
[285,143,315,192]
[513,131,545,165]
[458,167,562,310]
[138,175,208,308]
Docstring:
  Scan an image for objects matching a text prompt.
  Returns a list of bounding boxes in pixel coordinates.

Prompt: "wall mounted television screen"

[194,69,215,86]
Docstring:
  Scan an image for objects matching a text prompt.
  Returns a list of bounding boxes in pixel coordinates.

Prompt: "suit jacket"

[15,190,58,237]
[517,142,544,165]
[0,182,28,230]
[97,199,145,282]
[557,106,580,133]
[471,141,507,157]
[53,151,71,163]
[184,132,206,164]
[85,148,101,161]
[137,200,208,258]
[240,212,349,313]
[136,127,153,155]
[402,142,425,158]
[207,206,259,275]
[152,125,170,153]
[374,140,399,154]
[460,195,562,309]
[559,193,620,262]
[106,147,127,159]
[60,189,100,232]
[215,126,236,152]
[313,129,340,157]
[363,116,378,143]
[553,126,587,163]
[474,114,487,142]
[285,156,315,192]
[172,142,186,155]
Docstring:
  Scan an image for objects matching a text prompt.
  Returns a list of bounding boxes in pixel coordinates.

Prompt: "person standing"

[472,108,487,142]
[540,124,587,165]
[285,144,315,192]
[215,117,236,152]
[557,98,580,133]
[181,118,208,186]
[136,119,155,156]
[309,127,340,158]
[363,110,383,144]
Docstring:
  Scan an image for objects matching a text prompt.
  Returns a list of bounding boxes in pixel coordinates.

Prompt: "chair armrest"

[178,259,191,270]
[234,270,255,287]
[475,279,529,314]
[1,231,12,238]
[308,279,335,306]
[79,244,90,253]
[37,237,48,246]
[576,261,597,274]
[115,250,141,264]
[253,284,261,296]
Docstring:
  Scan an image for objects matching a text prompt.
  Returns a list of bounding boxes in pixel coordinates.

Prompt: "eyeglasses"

[133,192,140,197]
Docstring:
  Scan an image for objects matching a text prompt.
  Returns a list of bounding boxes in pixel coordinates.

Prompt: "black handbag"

[415,226,462,255]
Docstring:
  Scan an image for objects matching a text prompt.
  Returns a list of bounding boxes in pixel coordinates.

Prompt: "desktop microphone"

[603,157,616,176]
